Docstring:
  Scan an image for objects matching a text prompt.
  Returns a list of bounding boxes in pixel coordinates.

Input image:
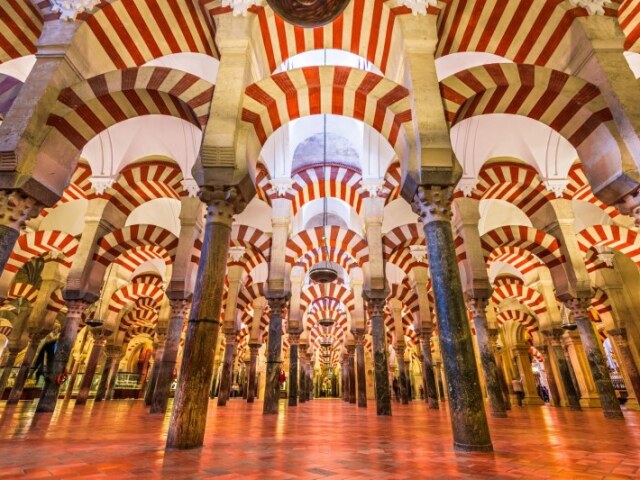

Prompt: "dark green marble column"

[566,299,623,419]
[354,332,367,408]
[419,333,439,409]
[144,336,166,405]
[412,185,492,452]
[288,334,300,407]
[0,191,39,275]
[396,344,410,404]
[364,291,391,416]
[37,300,86,412]
[347,345,356,404]
[166,187,246,449]
[263,292,289,415]
[466,298,507,418]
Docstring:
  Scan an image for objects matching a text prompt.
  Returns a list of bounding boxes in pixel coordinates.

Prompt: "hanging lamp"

[309,114,339,284]
[266,0,350,28]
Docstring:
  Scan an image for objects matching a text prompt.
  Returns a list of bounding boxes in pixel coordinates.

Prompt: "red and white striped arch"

[0,323,11,338]
[286,226,369,266]
[109,281,165,313]
[120,307,159,332]
[563,162,620,219]
[0,0,41,65]
[472,161,554,216]
[300,283,355,311]
[70,0,216,76]
[227,247,266,275]
[248,0,413,74]
[576,225,640,266]
[231,224,271,262]
[486,245,543,275]
[619,0,640,53]
[124,323,156,343]
[386,246,427,274]
[6,282,38,304]
[495,309,539,334]
[436,0,615,66]
[102,159,185,216]
[242,66,412,149]
[440,63,614,150]
[481,225,564,269]
[94,225,179,269]
[591,288,613,317]
[383,223,424,256]
[491,282,546,315]
[46,289,67,314]
[276,165,366,215]
[47,67,214,151]
[40,161,94,218]
[387,282,419,316]
[3,230,79,275]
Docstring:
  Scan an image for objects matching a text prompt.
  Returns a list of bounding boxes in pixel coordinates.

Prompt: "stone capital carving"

[363,292,386,318]
[200,185,246,227]
[397,0,436,15]
[90,326,113,343]
[410,185,454,224]
[266,292,290,316]
[222,0,263,16]
[288,333,300,345]
[224,332,237,344]
[465,297,489,319]
[409,245,427,263]
[346,344,356,355]
[0,190,41,231]
[563,297,591,321]
[543,329,565,346]
[64,299,87,318]
[50,0,100,20]
[228,246,247,262]
[169,298,190,319]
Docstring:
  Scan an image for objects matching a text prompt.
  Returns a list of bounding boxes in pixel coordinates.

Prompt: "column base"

[579,396,601,408]
[454,441,493,453]
[523,396,544,406]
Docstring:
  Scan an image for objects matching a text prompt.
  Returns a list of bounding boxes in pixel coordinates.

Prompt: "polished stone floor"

[0,399,639,479]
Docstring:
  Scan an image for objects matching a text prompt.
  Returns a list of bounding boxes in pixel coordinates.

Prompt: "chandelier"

[266,0,350,28]
[49,0,100,20]
[308,115,338,284]
[319,317,335,328]
[320,337,333,348]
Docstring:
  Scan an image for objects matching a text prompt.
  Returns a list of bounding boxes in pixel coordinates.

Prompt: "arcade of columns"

[1,0,640,454]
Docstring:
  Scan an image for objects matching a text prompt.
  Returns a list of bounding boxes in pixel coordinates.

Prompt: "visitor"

[419,385,425,400]
[512,377,524,406]
[392,377,400,402]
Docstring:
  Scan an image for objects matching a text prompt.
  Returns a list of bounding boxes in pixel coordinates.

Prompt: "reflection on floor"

[0,399,639,479]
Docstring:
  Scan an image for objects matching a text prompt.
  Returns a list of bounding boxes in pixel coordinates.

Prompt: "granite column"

[364,292,391,416]
[263,292,289,415]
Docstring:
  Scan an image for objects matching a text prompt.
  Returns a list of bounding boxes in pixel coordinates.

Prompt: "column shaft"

[94,361,110,401]
[217,336,236,407]
[104,350,121,400]
[365,293,391,416]
[420,338,439,409]
[413,186,492,452]
[7,334,44,404]
[610,329,640,402]
[355,339,367,408]
[263,293,288,415]
[548,332,581,410]
[36,301,85,412]
[288,340,299,407]
[166,189,237,449]
[396,345,410,405]
[348,347,356,404]
[246,345,260,403]
[0,350,18,397]
[468,301,507,418]
[75,333,108,405]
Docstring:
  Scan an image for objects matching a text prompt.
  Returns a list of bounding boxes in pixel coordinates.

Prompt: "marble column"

[0,191,40,274]
[566,299,623,419]
[217,333,237,407]
[354,332,367,408]
[347,344,356,404]
[75,328,110,405]
[288,333,300,407]
[535,344,561,407]
[37,300,87,412]
[490,339,511,410]
[263,293,289,415]
[246,342,260,403]
[167,187,244,449]
[467,298,507,418]
[419,333,439,409]
[144,335,167,405]
[151,298,188,414]
[396,344,410,405]
[544,330,581,409]
[411,186,492,452]
[0,347,20,398]
[7,331,47,404]
[364,292,392,416]
[608,328,640,403]
[104,346,122,400]
[93,361,111,402]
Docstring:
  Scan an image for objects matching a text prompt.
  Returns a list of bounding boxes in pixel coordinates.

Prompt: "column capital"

[346,344,356,355]
[200,185,247,227]
[104,345,122,358]
[534,344,549,355]
[288,333,300,345]
[363,290,387,317]
[0,190,41,231]
[169,298,191,318]
[563,297,592,321]
[90,326,113,343]
[64,299,88,318]
[410,185,455,224]
[266,291,290,316]
[464,297,489,319]
[617,190,640,228]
